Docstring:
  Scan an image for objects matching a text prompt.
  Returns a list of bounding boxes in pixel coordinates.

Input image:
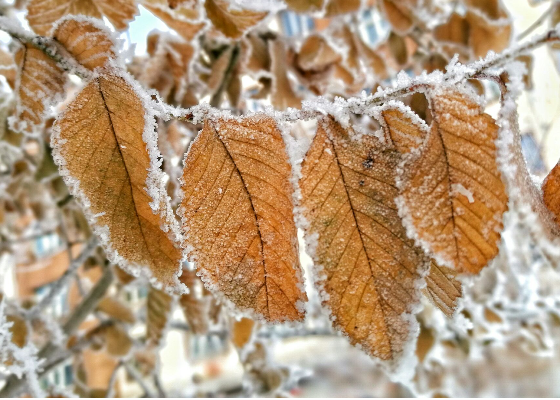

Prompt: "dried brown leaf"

[299,116,428,360]
[204,0,267,39]
[466,9,511,58]
[394,88,508,273]
[147,287,173,345]
[104,324,133,356]
[143,4,205,41]
[97,296,136,324]
[285,0,324,13]
[53,17,116,71]
[422,261,462,317]
[178,269,209,334]
[433,13,470,46]
[270,39,301,109]
[180,115,307,322]
[7,314,27,348]
[324,0,361,17]
[13,43,65,134]
[296,35,341,72]
[542,163,560,227]
[231,317,255,348]
[52,73,183,291]
[26,0,138,36]
[381,0,415,35]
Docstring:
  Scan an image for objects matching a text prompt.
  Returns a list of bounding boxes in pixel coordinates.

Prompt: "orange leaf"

[423,261,462,317]
[147,287,173,345]
[53,17,116,71]
[299,116,428,360]
[179,115,307,322]
[26,0,138,36]
[12,43,65,134]
[52,73,183,292]
[391,88,508,273]
[204,0,267,39]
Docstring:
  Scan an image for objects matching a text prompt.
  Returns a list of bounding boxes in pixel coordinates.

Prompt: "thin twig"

[0,267,114,398]
[106,360,124,398]
[124,362,156,398]
[517,4,554,41]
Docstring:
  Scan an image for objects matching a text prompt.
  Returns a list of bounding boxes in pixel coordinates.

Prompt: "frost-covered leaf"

[12,43,65,135]
[299,116,428,360]
[284,0,324,13]
[97,296,136,324]
[178,268,209,334]
[179,115,307,323]
[422,261,462,317]
[53,17,117,71]
[26,0,138,36]
[147,287,173,345]
[52,73,183,292]
[381,0,415,35]
[204,0,267,39]
[393,88,508,273]
[0,47,17,89]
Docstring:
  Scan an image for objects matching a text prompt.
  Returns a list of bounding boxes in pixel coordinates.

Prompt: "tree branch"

[0,266,113,398]
[27,236,98,320]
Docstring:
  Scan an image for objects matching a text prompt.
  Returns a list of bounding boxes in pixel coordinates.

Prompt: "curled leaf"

[299,116,428,360]
[53,17,117,71]
[178,269,209,334]
[394,88,508,273]
[52,73,183,292]
[147,287,173,345]
[180,115,307,322]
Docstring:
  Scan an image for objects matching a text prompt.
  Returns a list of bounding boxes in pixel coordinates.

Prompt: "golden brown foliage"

[26,0,138,36]
[52,73,182,289]
[53,18,116,70]
[147,287,173,345]
[395,88,508,273]
[13,43,65,134]
[299,117,428,360]
[178,269,209,335]
[423,262,462,318]
[180,116,307,323]
[204,0,267,39]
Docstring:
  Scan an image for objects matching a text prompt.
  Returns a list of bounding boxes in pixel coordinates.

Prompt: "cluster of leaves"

[2,0,560,396]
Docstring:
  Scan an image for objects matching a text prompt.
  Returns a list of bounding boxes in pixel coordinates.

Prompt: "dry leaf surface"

[204,0,267,39]
[13,43,65,134]
[53,17,116,71]
[52,73,183,291]
[299,117,428,360]
[180,115,307,322]
[27,0,138,36]
[395,88,508,273]
[147,287,173,345]
[423,261,462,317]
